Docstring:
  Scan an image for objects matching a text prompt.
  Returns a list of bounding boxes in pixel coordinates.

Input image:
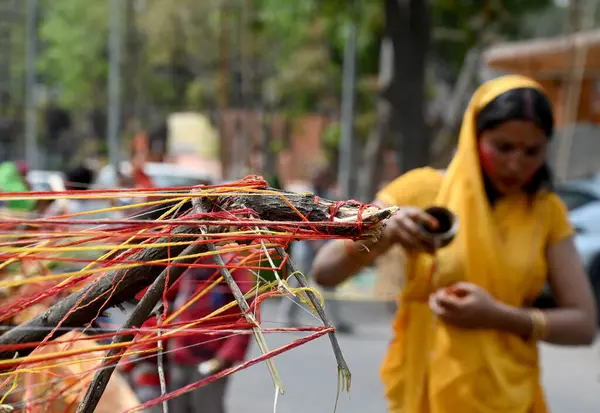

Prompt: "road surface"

[227,300,600,413]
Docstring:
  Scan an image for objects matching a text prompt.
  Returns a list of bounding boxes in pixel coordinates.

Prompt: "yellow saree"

[21,331,140,413]
[377,75,573,413]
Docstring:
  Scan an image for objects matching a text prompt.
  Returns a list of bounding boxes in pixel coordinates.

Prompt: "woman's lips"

[499,177,520,187]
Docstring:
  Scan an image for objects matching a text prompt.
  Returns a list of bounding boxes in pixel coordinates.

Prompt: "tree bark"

[430,47,482,167]
[359,33,394,202]
[383,0,431,173]
[123,0,138,123]
[359,100,390,202]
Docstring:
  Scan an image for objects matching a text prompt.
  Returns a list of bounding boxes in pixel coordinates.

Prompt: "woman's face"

[478,120,547,195]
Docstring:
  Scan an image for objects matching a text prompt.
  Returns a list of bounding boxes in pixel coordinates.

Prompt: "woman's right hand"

[382,207,439,253]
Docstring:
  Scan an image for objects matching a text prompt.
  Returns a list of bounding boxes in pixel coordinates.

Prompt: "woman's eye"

[494,143,514,153]
[524,147,541,157]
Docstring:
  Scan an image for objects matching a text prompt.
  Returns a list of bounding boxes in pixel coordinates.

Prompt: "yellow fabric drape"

[20,331,140,413]
[381,75,556,413]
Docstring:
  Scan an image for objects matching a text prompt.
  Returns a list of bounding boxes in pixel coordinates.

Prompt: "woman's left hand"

[429,282,501,329]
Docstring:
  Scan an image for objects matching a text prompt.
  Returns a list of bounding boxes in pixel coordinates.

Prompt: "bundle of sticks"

[0,175,397,412]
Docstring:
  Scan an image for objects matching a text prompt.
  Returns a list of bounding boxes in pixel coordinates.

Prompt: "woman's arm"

[492,236,597,345]
[313,168,442,288]
[313,202,438,287]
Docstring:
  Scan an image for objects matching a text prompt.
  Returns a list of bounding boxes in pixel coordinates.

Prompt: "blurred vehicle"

[94,161,213,189]
[555,179,600,320]
[26,169,65,192]
[92,161,213,220]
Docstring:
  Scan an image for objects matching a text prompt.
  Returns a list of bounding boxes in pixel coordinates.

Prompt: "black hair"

[65,165,94,191]
[474,87,555,200]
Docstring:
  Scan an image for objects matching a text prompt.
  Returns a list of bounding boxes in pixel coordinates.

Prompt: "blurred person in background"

[0,160,36,212]
[279,164,353,333]
[312,75,596,413]
[0,160,57,221]
[15,161,31,190]
[43,165,95,217]
[120,253,254,413]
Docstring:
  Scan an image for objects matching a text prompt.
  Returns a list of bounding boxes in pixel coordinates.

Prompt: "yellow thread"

[0,243,275,288]
[0,184,342,399]
[159,281,275,340]
[164,251,258,323]
[37,198,189,297]
[1,348,153,377]
[0,339,137,367]
[0,189,290,202]
[0,366,19,404]
[0,240,52,271]
[0,228,279,240]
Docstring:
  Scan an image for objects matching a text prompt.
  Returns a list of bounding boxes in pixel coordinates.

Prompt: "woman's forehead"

[484,120,547,145]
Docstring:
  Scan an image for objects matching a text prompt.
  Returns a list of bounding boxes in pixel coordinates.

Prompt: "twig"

[274,245,351,392]
[2,183,393,410]
[76,242,205,413]
[155,307,169,413]
[0,225,206,362]
[207,242,284,394]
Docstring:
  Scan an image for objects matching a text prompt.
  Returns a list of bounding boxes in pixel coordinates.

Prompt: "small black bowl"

[418,206,458,248]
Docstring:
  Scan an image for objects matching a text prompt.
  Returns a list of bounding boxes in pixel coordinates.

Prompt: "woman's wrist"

[489,301,535,338]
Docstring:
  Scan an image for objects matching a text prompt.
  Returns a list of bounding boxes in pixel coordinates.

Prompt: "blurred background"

[1,0,600,411]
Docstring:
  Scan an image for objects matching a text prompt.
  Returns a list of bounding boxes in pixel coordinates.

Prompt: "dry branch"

[275,245,351,392]
[76,242,204,413]
[0,225,205,362]
[0,186,393,363]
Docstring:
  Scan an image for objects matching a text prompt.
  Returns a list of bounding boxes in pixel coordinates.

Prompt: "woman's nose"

[506,151,527,174]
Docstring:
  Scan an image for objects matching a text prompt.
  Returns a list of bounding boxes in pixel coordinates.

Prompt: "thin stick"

[207,242,284,394]
[0,225,205,362]
[76,242,205,413]
[0,190,392,360]
[156,309,169,413]
[274,245,351,392]
[2,184,391,409]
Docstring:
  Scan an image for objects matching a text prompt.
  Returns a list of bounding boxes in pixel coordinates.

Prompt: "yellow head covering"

[382,75,553,413]
[437,74,546,297]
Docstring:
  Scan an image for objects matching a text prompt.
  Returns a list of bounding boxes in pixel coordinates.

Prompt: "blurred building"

[484,29,600,181]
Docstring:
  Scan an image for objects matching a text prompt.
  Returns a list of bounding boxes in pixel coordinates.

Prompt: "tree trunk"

[359,101,390,202]
[123,0,141,126]
[383,0,431,173]
[260,106,277,179]
[359,34,394,202]
[0,0,16,118]
[430,47,482,168]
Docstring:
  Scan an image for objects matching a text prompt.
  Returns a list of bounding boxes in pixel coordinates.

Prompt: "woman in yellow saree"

[312,75,596,413]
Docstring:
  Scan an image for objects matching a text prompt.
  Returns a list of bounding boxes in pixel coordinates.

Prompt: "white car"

[26,169,66,192]
[94,161,214,190]
[92,161,214,218]
[555,180,600,318]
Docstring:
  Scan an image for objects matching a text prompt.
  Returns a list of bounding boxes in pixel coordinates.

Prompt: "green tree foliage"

[519,2,600,40]
[37,0,109,109]
[34,0,560,115]
[140,0,224,108]
[431,0,553,71]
